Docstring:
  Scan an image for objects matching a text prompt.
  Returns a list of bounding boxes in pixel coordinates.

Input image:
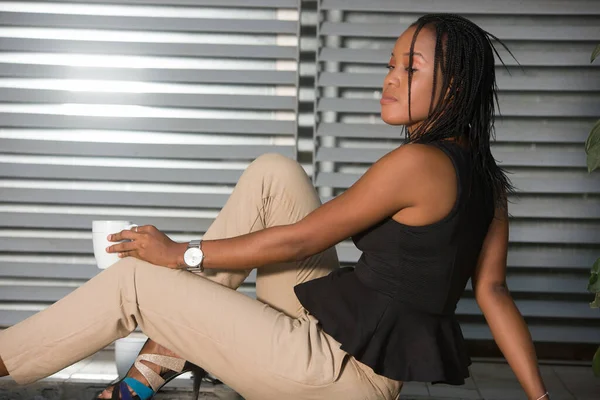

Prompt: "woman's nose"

[383,70,400,89]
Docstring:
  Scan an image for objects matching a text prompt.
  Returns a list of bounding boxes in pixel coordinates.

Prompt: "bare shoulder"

[375,143,456,183]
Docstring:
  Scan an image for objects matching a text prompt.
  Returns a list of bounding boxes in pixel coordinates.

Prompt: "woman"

[0,14,550,400]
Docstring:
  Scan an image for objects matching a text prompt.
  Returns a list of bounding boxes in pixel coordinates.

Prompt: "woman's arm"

[189,144,440,270]
[108,144,453,270]
[472,202,548,400]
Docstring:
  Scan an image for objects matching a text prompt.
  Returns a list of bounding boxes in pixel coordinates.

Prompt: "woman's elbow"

[474,281,511,302]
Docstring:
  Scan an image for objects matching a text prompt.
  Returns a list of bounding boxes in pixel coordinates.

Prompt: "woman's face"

[380,25,444,130]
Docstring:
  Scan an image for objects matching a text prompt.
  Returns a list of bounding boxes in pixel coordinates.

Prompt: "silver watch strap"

[188,239,202,249]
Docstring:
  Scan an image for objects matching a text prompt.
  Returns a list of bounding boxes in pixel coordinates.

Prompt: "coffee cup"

[92,220,137,269]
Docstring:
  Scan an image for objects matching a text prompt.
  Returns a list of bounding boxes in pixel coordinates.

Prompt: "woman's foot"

[97,339,182,399]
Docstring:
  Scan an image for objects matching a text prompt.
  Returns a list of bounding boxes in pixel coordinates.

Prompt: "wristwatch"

[183,240,204,272]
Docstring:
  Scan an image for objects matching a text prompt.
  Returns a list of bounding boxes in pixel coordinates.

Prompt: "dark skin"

[0,26,548,400]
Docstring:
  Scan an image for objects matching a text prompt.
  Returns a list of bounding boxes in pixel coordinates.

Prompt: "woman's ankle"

[0,355,8,377]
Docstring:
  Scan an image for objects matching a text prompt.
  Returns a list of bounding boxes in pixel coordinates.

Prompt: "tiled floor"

[1,350,598,399]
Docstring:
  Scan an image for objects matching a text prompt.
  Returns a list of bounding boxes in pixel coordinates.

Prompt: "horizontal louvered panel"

[1,13,298,35]
[320,22,599,41]
[1,188,230,209]
[0,285,77,302]
[0,139,295,160]
[316,147,588,168]
[317,96,600,118]
[0,89,296,111]
[462,323,600,344]
[465,273,590,295]
[0,261,97,280]
[510,175,600,194]
[0,114,296,135]
[458,298,599,319]
[0,164,243,184]
[316,121,592,143]
[321,0,600,15]
[0,38,298,60]
[0,64,297,85]
[25,0,300,7]
[508,221,600,244]
[0,212,214,232]
[506,247,599,269]
[336,242,598,270]
[507,198,600,219]
[316,172,600,194]
[319,47,599,67]
[318,70,600,92]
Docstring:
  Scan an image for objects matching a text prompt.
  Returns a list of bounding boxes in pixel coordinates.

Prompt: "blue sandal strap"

[123,377,154,400]
[119,382,133,400]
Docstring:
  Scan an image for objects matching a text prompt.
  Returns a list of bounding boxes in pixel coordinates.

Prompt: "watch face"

[184,247,203,267]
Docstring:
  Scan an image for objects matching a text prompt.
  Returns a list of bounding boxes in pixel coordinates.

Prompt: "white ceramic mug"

[92,220,137,269]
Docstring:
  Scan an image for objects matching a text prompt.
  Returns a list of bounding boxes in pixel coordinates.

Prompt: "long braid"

[405,14,515,209]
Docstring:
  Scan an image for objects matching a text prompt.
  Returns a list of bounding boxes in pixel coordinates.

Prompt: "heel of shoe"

[189,363,206,400]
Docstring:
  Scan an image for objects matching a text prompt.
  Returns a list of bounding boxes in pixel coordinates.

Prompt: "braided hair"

[405,14,514,208]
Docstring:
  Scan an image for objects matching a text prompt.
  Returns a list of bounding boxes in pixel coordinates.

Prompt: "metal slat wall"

[0,0,301,327]
[314,0,600,344]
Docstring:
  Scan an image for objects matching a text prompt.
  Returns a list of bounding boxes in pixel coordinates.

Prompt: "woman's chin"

[380,112,408,126]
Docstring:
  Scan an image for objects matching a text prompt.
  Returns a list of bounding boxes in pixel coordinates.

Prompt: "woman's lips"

[380,96,397,105]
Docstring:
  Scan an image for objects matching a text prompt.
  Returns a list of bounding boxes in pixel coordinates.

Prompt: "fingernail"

[106,247,110,252]
[118,253,123,258]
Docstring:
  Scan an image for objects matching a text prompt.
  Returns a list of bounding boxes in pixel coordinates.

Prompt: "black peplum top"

[294,140,495,385]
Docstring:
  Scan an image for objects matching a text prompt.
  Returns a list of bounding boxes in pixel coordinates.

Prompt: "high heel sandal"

[95,354,206,400]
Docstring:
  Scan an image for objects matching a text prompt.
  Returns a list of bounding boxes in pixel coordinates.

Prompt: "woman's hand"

[106,225,187,269]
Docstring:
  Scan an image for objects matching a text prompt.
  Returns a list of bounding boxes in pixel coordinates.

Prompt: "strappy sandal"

[95,354,205,400]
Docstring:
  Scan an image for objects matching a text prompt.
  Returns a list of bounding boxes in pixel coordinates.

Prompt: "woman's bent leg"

[199,153,339,317]
[98,153,338,397]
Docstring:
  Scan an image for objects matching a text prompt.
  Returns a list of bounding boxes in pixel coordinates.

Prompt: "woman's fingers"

[118,250,139,259]
[105,224,174,266]
[109,227,143,242]
[106,240,138,254]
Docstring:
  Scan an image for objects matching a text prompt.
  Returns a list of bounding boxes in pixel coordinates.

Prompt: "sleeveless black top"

[294,141,495,385]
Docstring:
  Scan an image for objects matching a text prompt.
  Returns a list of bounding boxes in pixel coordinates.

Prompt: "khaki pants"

[0,154,401,400]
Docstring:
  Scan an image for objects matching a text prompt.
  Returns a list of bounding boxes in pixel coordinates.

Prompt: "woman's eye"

[386,65,395,70]
[405,67,417,73]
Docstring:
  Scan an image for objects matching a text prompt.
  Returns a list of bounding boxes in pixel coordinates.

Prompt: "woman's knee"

[242,153,308,185]
[250,153,303,174]
[104,256,151,282]
[247,153,312,190]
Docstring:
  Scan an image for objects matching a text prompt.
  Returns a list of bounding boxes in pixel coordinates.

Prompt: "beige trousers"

[0,154,401,400]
